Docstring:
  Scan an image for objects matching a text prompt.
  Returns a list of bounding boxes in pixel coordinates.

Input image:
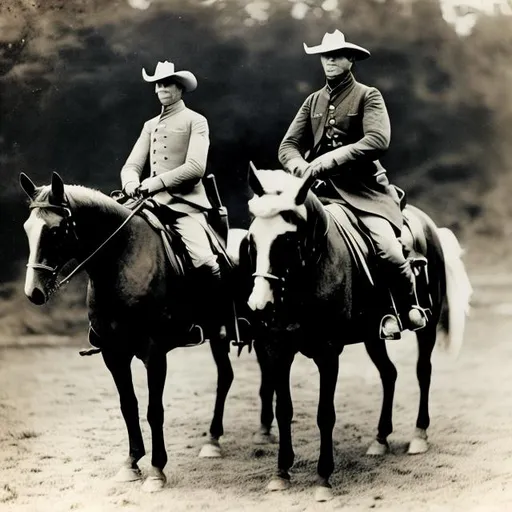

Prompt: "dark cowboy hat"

[303,30,370,60]
[142,60,197,92]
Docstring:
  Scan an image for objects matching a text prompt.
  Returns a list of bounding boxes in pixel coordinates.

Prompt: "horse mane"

[34,184,128,218]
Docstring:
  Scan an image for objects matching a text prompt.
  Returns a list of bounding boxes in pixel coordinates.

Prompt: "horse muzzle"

[24,265,55,305]
[26,286,47,305]
[248,277,275,311]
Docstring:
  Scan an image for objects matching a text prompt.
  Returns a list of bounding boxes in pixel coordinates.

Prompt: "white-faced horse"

[241,168,471,501]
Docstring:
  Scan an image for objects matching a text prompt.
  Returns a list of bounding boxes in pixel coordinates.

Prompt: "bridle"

[27,195,148,292]
[252,271,286,284]
[26,201,78,278]
[249,210,328,295]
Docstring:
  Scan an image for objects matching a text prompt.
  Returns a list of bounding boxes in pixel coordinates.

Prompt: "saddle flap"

[324,203,374,285]
[138,206,189,276]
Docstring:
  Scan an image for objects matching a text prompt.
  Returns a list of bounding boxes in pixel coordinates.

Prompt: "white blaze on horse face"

[247,215,297,311]
[23,211,45,297]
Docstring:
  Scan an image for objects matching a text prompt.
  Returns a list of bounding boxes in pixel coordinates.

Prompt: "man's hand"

[123,181,140,197]
[293,161,310,177]
[308,154,337,178]
[287,157,309,177]
[139,176,165,197]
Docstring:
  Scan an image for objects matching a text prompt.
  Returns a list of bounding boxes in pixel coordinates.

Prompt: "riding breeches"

[358,214,406,266]
[358,213,419,306]
[173,212,217,269]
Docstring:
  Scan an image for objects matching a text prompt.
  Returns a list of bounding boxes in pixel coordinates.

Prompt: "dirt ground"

[0,278,511,512]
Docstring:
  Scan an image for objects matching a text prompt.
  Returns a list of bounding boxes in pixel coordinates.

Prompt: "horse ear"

[19,173,38,200]
[51,172,65,204]
[248,161,265,197]
[295,170,316,205]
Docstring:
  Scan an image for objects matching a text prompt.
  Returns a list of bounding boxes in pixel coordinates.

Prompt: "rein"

[27,196,148,291]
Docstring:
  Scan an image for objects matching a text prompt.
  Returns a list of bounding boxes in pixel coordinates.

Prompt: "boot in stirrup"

[399,260,428,331]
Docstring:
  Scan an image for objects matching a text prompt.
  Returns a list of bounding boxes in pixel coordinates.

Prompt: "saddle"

[325,198,432,340]
[112,174,234,277]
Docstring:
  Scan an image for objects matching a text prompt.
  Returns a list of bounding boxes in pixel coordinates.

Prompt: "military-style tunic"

[120,99,216,268]
[278,72,402,232]
[121,99,211,213]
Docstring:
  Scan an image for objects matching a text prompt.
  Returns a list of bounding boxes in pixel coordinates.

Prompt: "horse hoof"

[408,428,428,454]
[366,439,390,456]
[267,477,290,492]
[113,466,142,482]
[199,442,222,458]
[142,474,166,493]
[253,431,277,445]
[314,485,334,502]
[408,437,429,454]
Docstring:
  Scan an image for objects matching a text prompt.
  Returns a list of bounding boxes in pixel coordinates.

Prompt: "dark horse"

[243,168,471,502]
[20,172,270,492]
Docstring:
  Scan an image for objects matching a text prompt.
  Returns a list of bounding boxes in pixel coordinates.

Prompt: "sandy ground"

[0,280,511,512]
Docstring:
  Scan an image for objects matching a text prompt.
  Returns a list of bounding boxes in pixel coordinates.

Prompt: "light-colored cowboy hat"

[303,30,370,60]
[142,60,198,92]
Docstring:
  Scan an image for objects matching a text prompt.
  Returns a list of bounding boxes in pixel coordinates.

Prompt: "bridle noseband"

[252,271,286,284]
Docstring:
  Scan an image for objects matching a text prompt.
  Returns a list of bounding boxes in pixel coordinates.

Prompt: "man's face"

[155,78,183,106]
[320,51,353,79]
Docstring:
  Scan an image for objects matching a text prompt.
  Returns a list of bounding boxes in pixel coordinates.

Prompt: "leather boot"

[208,263,227,339]
[380,259,427,339]
[397,259,427,331]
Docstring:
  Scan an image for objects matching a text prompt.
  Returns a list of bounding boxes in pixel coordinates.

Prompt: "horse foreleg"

[364,339,397,456]
[253,340,276,444]
[199,337,234,458]
[142,347,168,492]
[409,325,437,455]
[313,352,339,502]
[102,349,145,482]
[266,348,295,492]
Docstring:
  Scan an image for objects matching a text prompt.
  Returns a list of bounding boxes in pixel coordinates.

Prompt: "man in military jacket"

[278,30,426,336]
[121,60,225,336]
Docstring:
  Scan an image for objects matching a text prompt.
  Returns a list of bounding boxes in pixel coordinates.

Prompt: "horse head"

[246,164,316,314]
[20,172,78,305]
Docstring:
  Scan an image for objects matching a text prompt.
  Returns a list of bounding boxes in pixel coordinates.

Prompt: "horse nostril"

[29,288,46,305]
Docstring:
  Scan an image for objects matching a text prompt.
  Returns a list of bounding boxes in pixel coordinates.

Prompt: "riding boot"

[206,263,228,340]
[380,259,427,339]
[396,259,428,331]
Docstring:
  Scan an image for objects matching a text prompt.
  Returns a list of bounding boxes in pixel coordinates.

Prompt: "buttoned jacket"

[121,100,211,213]
[278,76,402,232]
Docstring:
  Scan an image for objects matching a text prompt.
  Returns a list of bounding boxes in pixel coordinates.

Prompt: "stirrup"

[379,314,402,341]
[184,324,205,347]
[408,306,428,331]
[78,347,102,357]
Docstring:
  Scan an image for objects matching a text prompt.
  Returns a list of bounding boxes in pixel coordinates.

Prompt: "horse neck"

[305,194,352,295]
[67,187,135,275]
[304,193,329,252]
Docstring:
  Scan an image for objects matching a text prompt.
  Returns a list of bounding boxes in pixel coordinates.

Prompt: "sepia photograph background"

[0,0,511,510]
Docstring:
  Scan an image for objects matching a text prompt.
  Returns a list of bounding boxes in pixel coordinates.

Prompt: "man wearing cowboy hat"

[120,60,227,337]
[278,30,427,337]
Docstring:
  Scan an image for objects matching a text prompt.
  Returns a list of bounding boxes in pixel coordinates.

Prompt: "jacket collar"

[159,99,186,120]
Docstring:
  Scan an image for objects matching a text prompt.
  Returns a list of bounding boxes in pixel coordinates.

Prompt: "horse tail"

[436,227,472,356]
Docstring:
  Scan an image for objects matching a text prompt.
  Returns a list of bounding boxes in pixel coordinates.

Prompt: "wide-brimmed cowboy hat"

[303,30,370,60]
[142,61,198,92]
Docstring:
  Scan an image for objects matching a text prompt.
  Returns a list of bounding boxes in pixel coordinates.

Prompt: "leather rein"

[27,196,148,292]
